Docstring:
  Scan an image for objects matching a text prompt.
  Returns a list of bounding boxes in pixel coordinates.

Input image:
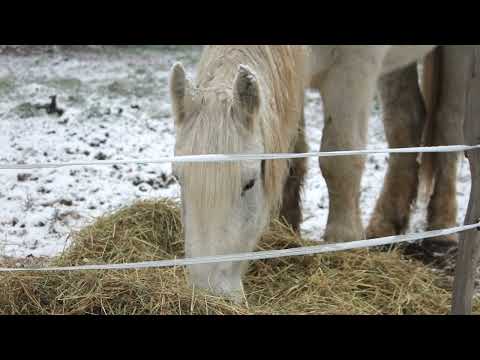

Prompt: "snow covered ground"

[0,45,472,259]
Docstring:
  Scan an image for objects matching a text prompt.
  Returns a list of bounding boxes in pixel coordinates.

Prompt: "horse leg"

[427,46,469,245]
[367,64,426,238]
[318,54,384,243]
[427,154,459,245]
[280,111,308,233]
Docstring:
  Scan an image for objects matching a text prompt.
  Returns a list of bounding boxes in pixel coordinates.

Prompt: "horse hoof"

[400,236,458,268]
[373,233,458,254]
[423,234,459,251]
[366,212,410,239]
[366,223,397,240]
[323,223,365,244]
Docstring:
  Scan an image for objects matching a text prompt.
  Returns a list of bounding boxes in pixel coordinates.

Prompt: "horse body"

[170,45,471,301]
[382,45,437,74]
[310,46,436,84]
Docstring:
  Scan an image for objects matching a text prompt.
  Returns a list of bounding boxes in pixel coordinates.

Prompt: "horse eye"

[242,179,256,193]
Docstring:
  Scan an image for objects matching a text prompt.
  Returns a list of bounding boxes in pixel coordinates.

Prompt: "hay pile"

[1,199,478,315]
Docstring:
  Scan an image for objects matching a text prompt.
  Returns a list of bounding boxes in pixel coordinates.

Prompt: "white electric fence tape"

[1,222,478,273]
[0,145,479,171]
[1,144,479,273]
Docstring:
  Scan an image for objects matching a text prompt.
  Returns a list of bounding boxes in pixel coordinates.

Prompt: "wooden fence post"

[452,47,480,315]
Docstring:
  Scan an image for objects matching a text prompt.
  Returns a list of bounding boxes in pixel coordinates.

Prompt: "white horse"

[169,45,470,301]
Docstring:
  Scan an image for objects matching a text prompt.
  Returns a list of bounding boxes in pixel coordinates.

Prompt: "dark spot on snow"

[137,173,178,190]
[94,152,108,161]
[88,137,108,147]
[60,199,73,207]
[132,177,144,186]
[38,187,51,194]
[17,173,32,182]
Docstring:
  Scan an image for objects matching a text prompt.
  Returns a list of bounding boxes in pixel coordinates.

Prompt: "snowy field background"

[0,45,472,260]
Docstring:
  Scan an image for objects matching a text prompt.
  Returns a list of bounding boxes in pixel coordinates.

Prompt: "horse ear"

[169,62,193,125]
[233,65,261,130]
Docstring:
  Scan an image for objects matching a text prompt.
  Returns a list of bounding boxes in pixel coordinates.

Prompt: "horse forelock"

[177,96,244,223]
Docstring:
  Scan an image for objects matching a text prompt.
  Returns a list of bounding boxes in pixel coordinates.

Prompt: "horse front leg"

[318,60,382,243]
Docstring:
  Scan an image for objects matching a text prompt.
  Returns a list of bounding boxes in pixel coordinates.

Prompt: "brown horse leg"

[367,64,426,238]
[280,112,308,233]
[427,46,469,246]
[427,153,459,245]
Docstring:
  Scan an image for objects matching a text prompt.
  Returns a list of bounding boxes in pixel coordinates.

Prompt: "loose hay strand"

[0,199,479,315]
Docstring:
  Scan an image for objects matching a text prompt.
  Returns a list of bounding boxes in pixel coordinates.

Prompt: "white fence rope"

[0,144,479,273]
[1,144,479,171]
[1,222,479,273]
